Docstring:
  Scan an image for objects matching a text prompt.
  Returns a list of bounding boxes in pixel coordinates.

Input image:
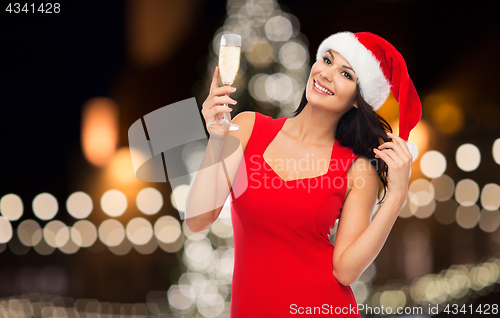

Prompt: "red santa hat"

[316,31,422,161]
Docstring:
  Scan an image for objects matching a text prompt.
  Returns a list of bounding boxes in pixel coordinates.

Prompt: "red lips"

[313,79,334,95]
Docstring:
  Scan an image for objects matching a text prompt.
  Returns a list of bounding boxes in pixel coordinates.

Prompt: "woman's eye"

[323,57,353,80]
[342,71,353,80]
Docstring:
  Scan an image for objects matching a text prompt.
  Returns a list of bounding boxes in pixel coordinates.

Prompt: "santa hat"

[316,31,422,161]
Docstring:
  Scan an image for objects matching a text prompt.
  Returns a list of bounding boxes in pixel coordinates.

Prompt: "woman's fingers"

[205,105,234,118]
[209,66,219,95]
[373,148,395,166]
[386,132,413,160]
[378,140,411,164]
[203,67,238,135]
[381,149,404,165]
[377,142,406,162]
[214,94,237,105]
[212,85,236,97]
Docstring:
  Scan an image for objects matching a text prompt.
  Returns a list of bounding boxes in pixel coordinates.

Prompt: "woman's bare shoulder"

[228,111,256,153]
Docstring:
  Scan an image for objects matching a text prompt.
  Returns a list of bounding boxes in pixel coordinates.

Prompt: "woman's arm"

[332,133,412,286]
[185,111,255,232]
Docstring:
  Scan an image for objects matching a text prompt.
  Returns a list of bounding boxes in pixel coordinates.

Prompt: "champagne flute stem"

[222,92,228,121]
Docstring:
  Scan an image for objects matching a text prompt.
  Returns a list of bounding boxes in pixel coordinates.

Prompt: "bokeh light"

[71,220,98,247]
[493,139,500,165]
[108,236,133,256]
[390,119,431,160]
[456,205,480,229]
[81,97,119,167]
[136,187,163,215]
[43,220,70,248]
[409,179,435,207]
[33,236,55,255]
[244,38,274,68]
[413,199,436,219]
[32,193,59,221]
[478,209,500,233]
[0,216,13,244]
[431,175,455,202]
[265,73,295,102]
[59,235,80,254]
[154,216,182,244]
[101,189,128,217]
[126,217,153,245]
[171,185,189,212]
[2,1,500,316]
[210,217,233,239]
[456,144,481,172]
[0,193,23,221]
[480,184,500,211]
[455,179,479,206]
[107,147,141,186]
[167,284,196,311]
[398,192,418,218]
[420,151,447,178]
[248,73,270,102]
[17,219,42,247]
[279,41,308,69]
[66,191,93,219]
[431,101,464,135]
[98,219,125,247]
[134,236,158,255]
[265,15,293,42]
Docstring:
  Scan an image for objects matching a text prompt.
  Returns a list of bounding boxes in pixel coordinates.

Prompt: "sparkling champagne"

[207,34,241,131]
[219,45,241,85]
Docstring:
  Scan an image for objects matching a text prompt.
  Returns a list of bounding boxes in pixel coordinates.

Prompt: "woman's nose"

[320,72,332,81]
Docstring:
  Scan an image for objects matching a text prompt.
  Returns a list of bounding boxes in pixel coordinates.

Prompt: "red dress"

[229,112,361,317]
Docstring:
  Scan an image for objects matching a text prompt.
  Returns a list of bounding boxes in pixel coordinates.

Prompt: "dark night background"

[1,0,499,314]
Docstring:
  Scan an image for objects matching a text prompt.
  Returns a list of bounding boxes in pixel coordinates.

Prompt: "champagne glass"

[207,34,241,131]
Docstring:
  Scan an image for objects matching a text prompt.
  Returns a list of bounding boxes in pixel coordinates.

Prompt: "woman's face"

[305,49,358,114]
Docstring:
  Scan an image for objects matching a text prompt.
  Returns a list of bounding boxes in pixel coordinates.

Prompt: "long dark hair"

[291,84,391,204]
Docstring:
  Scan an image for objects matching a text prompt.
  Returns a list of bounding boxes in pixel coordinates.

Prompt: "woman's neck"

[284,103,340,147]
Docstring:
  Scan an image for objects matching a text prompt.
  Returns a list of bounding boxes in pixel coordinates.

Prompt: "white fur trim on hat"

[406,140,418,162]
[316,31,391,110]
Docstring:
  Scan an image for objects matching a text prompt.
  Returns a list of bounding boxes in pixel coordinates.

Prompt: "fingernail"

[231,87,236,91]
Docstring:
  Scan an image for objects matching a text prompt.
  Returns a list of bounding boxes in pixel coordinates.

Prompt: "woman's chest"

[262,132,334,181]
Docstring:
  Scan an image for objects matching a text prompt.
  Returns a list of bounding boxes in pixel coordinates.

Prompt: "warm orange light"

[423,94,464,135]
[391,119,432,160]
[81,97,119,167]
[126,0,197,66]
[107,147,138,186]
[431,102,464,134]
[375,93,399,124]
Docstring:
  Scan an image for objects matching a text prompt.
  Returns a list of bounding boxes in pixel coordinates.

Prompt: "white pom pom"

[406,141,418,162]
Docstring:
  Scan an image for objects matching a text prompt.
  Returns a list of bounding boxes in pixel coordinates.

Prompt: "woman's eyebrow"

[327,50,356,73]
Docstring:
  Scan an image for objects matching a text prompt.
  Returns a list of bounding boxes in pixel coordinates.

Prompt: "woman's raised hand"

[373,132,413,199]
[202,66,238,135]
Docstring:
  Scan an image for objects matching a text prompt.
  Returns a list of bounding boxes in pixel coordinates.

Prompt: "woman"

[187,31,422,317]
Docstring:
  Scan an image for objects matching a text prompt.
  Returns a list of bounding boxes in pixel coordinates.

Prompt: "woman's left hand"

[373,132,412,199]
